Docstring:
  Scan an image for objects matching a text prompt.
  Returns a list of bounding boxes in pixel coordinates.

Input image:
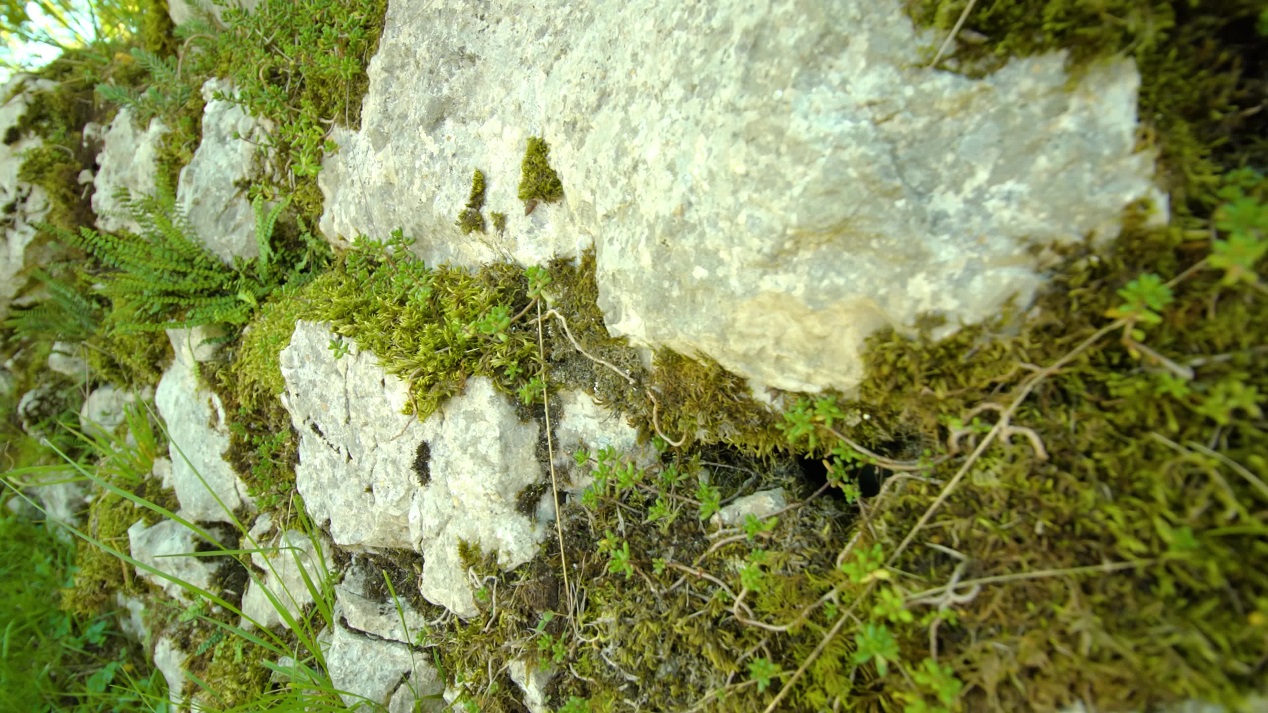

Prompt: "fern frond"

[4,268,102,342]
[252,194,289,280]
[130,47,178,86]
[95,83,141,110]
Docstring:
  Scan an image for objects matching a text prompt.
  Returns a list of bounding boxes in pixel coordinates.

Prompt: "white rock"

[166,325,225,363]
[155,332,252,522]
[409,377,548,618]
[336,561,430,645]
[153,456,174,490]
[176,78,272,264]
[712,488,787,529]
[17,383,66,437]
[79,385,137,437]
[280,321,550,617]
[7,466,91,527]
[93,106,168,234]
[116,592,150,643]
[320,0,1158,395]
[48,341,88,378]
[552,389,649,495]
[0,74,55,321]
[153,636,189,711]
[508,659,555,713]
[128,518,222,602]
[280,321,428,549]
[326,621,443,711]
[241,529,333,631]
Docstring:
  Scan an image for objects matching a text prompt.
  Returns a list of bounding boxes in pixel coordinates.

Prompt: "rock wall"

[319,0,1158,394]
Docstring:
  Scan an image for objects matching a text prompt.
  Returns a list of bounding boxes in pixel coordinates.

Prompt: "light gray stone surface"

[48,341,88,378]
[0,75,55,321]
[409,376,548,618]
[155,327,252,522]
[320,0,1159,395]
[326,620,443,711]
[280,321,550,617]
[280,320,427,549]
[128,518,223,602]
[241,528,333,630]
[153,636,189,710]
[79,384,136,437]
[92,106,167,234]
[336,561,430,644]
[713,487,787,528]
[176,78,271,264]
[508,659,554,713]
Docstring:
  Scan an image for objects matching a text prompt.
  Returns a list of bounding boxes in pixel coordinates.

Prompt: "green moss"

[491,211,508,234]
[457,168,488,234]
[302,230,541,419]
[518,136,564,206]
[140,0,178,57]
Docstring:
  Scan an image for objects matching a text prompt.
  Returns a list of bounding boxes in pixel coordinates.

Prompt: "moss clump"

[457,168,488,234]
[518,136,564,207]
[303,230,542,418]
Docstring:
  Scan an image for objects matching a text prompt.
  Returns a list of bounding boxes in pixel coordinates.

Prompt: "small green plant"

[695,480,721,520]
[44,186,295,334]
[747,657,781,693]
[3,267,102,343]
[852,623,900,677]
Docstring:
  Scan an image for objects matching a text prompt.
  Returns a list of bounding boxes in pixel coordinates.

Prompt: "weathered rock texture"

[241,527,333,630]
[155,328,252,522]
[336,560,430,644]
[325,620,444,712]
[280,320,426,549]
[408,376,547,618]
[92,106,167,234]
[128,519,223,602]
[0,75,55,320]
[79,384,137,437]
[280,321,551,617]
[176,78,271,264]
[320,0,1158,394]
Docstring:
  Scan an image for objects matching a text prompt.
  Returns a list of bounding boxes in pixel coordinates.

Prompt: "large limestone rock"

[280,320,427,549]
[280,321,552,617]
[92,106,167,234]
[155,328,253,522]
[409,376,547,618]
[320,0,1158,394]
[325,620,444,712]
[176,78,272,264]
[0,75,56,321]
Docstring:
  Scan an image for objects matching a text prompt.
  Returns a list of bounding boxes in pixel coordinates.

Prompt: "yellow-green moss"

[457,168,489,234]
[518,136,564,206]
